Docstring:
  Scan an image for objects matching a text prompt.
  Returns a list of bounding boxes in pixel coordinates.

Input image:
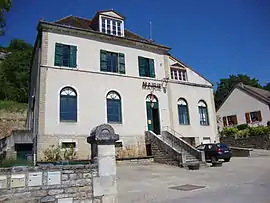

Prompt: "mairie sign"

[142,81,162,90]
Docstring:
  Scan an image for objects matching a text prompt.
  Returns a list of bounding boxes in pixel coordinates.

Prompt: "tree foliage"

[263,82,270,91]
[0,39,33,103]
[215,74,262,109]
[0,0,12,35]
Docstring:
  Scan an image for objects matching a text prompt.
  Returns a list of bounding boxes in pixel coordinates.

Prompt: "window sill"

[55,65,77,69]
[139,75,155,79]
[60,120,77,123]
[179,124,190,126]
[100,70,124,75]
[200,124,210,126]
[108,122,123,125]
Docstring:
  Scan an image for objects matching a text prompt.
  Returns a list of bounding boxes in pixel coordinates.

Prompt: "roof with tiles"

[54,15,155,44]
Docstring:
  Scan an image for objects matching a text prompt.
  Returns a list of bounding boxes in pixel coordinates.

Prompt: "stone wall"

[146,131,182,166]
[0,164,100,203]
[220,135,270,150]
[0,110,27,139]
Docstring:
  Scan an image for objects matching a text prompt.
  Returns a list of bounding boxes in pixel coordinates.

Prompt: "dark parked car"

[196,143,232,162]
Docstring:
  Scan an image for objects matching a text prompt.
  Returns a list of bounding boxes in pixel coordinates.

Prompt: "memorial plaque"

[28,172,42,186]
[47,171,61,185]
[11,174,25,188]
[0,175,7,189]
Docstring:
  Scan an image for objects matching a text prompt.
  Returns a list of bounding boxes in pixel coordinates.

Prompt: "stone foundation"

[37,134,147,161]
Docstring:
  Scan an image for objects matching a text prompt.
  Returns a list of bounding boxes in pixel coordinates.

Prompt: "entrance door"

[146,94,160,134]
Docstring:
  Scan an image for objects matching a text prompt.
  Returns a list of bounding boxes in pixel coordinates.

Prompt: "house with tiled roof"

[27,10,218,162]
[217,83,270,129]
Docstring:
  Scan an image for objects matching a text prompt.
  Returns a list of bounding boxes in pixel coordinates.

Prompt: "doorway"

[146,94,161,135]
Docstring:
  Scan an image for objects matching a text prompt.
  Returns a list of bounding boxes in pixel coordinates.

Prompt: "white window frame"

[59,139,78,152]
[170,68,187,81]
[99,15,124,37]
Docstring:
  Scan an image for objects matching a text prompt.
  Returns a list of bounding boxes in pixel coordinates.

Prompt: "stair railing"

[162,126,205,162]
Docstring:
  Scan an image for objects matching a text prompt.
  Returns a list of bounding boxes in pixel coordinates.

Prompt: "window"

[115,141,123,148]
[100,50,125,74]
[100,17,123,36]
[54,43,77,68]
[198,100,209,126]
[177,98,190,125]
[246,111,262,123]
[170,68,187,81]
[223,115,238,126]
[61,142,76,149]
[107,91,122,123]
[138,56,155,78]
[60,87,77,122]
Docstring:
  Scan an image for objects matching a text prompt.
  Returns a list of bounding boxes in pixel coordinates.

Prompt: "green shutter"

[100,50,107,71]
[118,53,125,74]
[54,43,63,66]
[149,59,155,78]
[138,56,145,76]
[69,45,77,68]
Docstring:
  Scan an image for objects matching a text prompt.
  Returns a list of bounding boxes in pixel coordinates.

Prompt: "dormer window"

[100,16,123,37]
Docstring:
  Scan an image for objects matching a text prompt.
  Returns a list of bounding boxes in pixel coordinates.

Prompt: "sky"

[1,0,269,87]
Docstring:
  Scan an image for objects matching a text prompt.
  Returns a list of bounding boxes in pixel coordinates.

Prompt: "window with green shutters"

[138,56,155,78]
[54,43,77,68]
[100,50,125,74]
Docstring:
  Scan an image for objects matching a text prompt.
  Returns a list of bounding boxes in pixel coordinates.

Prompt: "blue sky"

[1,0,269,86]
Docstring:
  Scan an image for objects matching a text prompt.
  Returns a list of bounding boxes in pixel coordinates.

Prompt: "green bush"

[0,158,33,168]
[42,145,77,162]
[237,124,248,131]
[248,126,270,136]
[221,127,238,137]
[236,128,249,138]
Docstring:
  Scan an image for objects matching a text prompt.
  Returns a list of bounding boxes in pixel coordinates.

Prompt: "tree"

[0,0,12,35]
[0,39,33,103]
[263,82,270,91]
[215,74,262,109]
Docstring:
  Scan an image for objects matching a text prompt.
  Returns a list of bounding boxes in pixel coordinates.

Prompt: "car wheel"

[224,158,231,162]
[211,156,218,163]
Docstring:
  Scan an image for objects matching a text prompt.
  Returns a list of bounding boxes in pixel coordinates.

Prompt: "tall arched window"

[107,91,122,123]
[60,87,77,122]
[177,98,190,125]
[198,100,209,125]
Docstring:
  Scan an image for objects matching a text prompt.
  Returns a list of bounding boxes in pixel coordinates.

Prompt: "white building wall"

[217,88,270,128]
[168,83,218,145]
[36,31,218,159]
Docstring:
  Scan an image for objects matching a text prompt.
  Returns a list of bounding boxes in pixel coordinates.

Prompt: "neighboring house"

[27,10,218,162]
[217,83,270,130]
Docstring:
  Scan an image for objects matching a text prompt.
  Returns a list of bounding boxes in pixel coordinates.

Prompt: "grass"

[0,100,27,112]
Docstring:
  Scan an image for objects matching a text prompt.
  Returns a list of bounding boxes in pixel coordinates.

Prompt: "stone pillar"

[87,124,119,203]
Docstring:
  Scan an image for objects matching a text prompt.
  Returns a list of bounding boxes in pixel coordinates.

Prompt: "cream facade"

[27,10,218,161]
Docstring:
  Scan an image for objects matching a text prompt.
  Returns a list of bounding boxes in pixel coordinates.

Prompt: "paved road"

[117,154,270,203]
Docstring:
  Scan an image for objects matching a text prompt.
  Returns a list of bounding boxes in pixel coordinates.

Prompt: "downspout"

[164,55,174,130]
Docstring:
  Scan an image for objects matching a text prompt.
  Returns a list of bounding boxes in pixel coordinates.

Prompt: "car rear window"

[217,144,229,149]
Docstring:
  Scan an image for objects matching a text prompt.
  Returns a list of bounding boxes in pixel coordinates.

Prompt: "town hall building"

[27,10,218,162]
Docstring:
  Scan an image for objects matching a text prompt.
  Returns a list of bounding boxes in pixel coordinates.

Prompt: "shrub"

[248,126,268,136]
[42,145,77,162]
[237,124,248,131]
[221,127,238,137]
[0,158,33,168]
[236,128,249,138]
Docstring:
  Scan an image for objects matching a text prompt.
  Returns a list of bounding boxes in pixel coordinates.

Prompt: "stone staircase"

[145,128,205,168]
